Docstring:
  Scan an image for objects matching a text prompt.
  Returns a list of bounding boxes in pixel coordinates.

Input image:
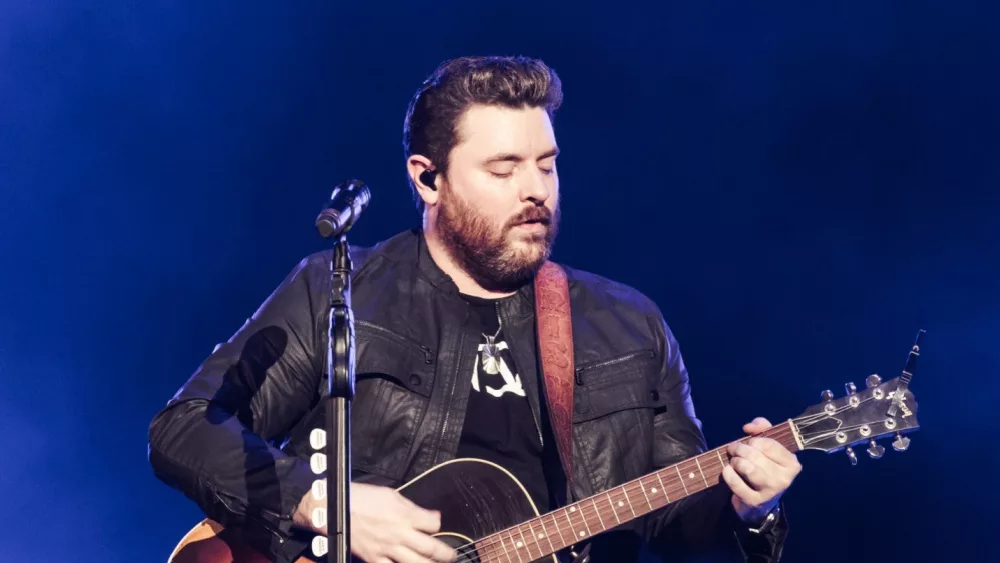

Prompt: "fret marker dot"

[618,501,624,507]
[651,487,658,493]
[537,533,544,539]
[569,506,576,512]
[516,542,523,548]
[579,531,585,537]
[688,472,695,479]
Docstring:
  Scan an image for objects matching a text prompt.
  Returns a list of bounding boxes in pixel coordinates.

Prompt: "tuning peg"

[867,439,885,459]
[866,374,882,388]
[845,381,857,395]
[892,433,911,452]
[846,446,858,466]
[821,389,834,402]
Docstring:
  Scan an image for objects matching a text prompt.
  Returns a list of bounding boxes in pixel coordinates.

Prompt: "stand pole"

[326,236,354,563]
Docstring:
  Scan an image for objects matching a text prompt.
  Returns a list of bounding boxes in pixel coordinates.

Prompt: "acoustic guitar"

[167,369,920,563]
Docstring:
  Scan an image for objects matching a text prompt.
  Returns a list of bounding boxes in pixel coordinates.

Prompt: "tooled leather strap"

[534,261,574,485]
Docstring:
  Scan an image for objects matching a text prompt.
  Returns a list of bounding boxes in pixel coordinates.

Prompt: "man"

[149,56,801,563]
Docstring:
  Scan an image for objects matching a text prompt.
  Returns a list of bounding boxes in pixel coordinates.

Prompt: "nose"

[520,168,552,204]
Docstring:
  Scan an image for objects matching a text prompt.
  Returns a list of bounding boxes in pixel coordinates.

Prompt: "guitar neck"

[472,421,801,562]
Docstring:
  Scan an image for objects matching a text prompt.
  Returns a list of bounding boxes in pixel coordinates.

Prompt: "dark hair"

[402,56,563,209]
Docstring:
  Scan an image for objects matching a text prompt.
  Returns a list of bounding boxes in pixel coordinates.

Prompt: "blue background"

[1,1,996,561]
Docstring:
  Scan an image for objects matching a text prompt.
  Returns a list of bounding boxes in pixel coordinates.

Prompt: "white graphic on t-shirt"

[471,340,525,398]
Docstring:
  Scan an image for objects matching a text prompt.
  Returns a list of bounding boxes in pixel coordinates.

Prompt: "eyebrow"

[483,147,560,165]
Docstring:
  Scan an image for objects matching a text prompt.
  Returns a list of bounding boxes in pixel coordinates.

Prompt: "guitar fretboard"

[469,421,800,563]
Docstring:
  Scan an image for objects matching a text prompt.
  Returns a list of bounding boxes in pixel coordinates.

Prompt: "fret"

[475,537,495,563]
[535,517,555,554]
[638,477,653,510]
[606,491,621,524]
[694,456,709,488]
[506,529,524,563]
[566,504,590,540]
[559,507,576,543]
[550,510,569,547]
[528,518,550,555]
[577,504,593,537]
[716,449,726,470]
[655,471,670,502]
[622,484,637,517]
[675,465,689,494]
[591,497,606,531]
[497,531,513,563]
[515,523,536,561]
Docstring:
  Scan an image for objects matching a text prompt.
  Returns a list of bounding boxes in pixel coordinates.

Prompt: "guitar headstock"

[791,330,924,464]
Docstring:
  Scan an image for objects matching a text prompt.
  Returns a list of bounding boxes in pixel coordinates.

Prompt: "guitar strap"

[533,261,575,487]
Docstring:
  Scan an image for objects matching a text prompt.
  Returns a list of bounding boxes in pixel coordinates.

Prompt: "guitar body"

[168,458,560,563]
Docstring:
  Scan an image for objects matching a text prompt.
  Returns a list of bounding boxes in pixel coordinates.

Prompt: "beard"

[436,187,560,292]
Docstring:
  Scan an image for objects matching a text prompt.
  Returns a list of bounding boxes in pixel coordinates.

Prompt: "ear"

[407,154,440,207]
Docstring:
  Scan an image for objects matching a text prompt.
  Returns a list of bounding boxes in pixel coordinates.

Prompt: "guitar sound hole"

[438,535,479,563]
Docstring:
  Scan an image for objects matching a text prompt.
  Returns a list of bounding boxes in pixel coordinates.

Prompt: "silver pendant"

[482,336,501,374]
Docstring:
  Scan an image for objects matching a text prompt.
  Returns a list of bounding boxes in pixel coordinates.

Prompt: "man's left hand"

[721,417,802,524]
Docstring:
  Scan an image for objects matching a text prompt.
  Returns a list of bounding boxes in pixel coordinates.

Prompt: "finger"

[393,490,442,533]
[742,417,772,434]
[721,464,763,507]
[401,529,458,562]
[733,455,778,492]
[407,505,443,534]
[728,441,782,481]
[387,543,434,563]
[728,443,782,492]
[751,436,802,471]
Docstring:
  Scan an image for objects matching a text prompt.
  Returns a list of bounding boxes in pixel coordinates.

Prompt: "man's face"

[433,104,561,291]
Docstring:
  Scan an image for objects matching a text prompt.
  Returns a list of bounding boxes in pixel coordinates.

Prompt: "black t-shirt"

[456,294,560,514]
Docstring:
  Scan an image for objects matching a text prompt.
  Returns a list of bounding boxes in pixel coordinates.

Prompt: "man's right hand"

[295,482,457,563]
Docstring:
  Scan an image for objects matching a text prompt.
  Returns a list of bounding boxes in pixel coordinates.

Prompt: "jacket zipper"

[574,350,654,386]
[356,320,433,364]
[496,302,545,447]
[434,330,465,464]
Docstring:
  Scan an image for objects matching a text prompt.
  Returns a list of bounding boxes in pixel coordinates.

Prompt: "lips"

[513,212,551,227]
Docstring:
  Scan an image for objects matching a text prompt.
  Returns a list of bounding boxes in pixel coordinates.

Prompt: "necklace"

[481,306,503,374]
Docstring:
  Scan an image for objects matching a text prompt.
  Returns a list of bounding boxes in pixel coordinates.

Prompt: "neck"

[422,223,518,300]
[469,421,802,562]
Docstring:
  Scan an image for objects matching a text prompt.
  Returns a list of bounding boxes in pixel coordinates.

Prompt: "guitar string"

[451,447,741,563]
[449,426,797,563]
[456,425,795,557]
[455,412,904,562]
[452,441,795,563]
[452,425,796,560]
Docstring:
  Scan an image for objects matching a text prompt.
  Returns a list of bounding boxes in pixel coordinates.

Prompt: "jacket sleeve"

[641,313,788,562]
[148,254,329,561]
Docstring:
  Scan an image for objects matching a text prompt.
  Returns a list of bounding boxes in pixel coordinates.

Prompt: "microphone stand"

[325,234,354,563]
[311,178,369,563]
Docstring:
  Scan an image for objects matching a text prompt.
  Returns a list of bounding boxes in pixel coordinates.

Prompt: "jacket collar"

[387,228,538,318]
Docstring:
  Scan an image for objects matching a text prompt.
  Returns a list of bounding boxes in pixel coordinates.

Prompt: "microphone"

[315,179,371,238]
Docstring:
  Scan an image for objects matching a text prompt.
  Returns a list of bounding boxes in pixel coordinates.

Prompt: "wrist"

[732,494,778,523]
[293,490,321,531]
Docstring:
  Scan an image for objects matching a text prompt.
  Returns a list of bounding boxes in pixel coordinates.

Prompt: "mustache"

[507,206,553,227]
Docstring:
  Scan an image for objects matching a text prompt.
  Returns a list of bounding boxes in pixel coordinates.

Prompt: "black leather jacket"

[148,229,787,562]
